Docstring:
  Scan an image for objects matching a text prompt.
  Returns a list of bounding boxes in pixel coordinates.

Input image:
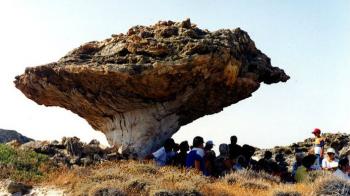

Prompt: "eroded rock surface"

[15,19,289,157]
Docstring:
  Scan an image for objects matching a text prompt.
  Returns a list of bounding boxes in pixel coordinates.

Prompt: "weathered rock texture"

[15,19,289,157]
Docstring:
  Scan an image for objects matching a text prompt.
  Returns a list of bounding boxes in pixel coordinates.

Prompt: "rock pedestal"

[15,19,289,157]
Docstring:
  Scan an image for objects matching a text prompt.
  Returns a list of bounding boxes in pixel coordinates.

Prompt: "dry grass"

[30,160,336,196]
[313,175,350,196]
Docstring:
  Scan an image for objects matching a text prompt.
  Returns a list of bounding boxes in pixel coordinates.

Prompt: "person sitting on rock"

[232,155,245,171]
[204,140,216,176]
[257,151,275,173]
[292,152,305,177]
[186,136,206,174]
[228,135,242,160]
[173,141,189,167]
[312,128,325,164]
[295,154,317,183]
[275,152,288,172]
[148,138,176,166]
[322,148,339,171]
[333,158,350,180]
[214,143,232,177]
[241,144,257,169]
[275,152,293,182]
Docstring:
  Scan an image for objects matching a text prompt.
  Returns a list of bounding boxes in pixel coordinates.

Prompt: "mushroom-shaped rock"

[15,19,289,158]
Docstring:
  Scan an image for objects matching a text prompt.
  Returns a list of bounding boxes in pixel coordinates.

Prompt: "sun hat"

[326,148,336,154]
[312,128,321,134]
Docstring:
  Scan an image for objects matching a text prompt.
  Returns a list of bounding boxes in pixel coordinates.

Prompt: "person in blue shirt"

[186,136,206,174]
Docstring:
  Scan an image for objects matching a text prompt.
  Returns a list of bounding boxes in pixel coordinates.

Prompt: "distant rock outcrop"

[0,129,33,144]
[20,137,122,167]
[15,19,289,157]
[255,132,350,166]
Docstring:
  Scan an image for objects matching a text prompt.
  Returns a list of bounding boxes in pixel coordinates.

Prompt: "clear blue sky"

[0,0,349,149]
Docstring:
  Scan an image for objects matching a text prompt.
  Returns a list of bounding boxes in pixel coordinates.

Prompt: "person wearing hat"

[312,128,325,164]
[186,136,206,174]
[333,158,350,180]
[322,148,339,171]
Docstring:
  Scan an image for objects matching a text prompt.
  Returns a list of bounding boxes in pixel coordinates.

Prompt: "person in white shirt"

[149,138,176,166]
[333,158,350,181]
[322,148,339,171]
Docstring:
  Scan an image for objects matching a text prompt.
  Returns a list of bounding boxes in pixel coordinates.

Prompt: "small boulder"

[6,180,32,195]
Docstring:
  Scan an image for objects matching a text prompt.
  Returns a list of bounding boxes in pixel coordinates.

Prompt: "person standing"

[312,128,325,164]
[228,135,242,160]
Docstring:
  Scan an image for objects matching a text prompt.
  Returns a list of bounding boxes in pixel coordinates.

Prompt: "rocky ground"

[255,132,350,166]
[10,137,124,168]
[0,180,64,196]
[1,132,350,195]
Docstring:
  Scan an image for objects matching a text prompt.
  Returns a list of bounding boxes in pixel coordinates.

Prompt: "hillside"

[255,132,350,166]
[0,129,33,144]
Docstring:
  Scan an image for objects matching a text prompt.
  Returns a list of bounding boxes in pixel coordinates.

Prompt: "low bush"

[0,144,50,182]
[272,190,302,196]
[315,176,350,196]
[240,181,270,190]
[223,169,280,185]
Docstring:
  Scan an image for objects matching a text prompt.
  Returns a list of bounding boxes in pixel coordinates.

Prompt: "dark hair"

[230,135,237,144]
[193,136,204,147]
[242,144,255,158]
[264,151,273,159]
[164,138,175,151]
[339,158,349,168]
[179,141,189,152]
[302,155,317,169]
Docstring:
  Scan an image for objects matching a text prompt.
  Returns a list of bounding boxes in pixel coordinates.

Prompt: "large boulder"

[0,129,33,144]
[14,19,289,157]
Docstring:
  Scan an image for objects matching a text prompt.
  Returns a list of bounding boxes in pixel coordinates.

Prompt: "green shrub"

[0,144,49,182]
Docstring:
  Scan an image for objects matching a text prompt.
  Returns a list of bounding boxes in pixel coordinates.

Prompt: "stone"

[20,140,49,151]
[89,139,100,146]
[6,140,22,148]
[6,180,32,194]
[81,157,93,167]
[64,137,83,157]
[14,19,289,158]
[93,188,126,196]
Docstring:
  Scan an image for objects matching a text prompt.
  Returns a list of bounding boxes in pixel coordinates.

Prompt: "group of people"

[147,135,256,177]
[293,128,350,182]
[147,128,350,183]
